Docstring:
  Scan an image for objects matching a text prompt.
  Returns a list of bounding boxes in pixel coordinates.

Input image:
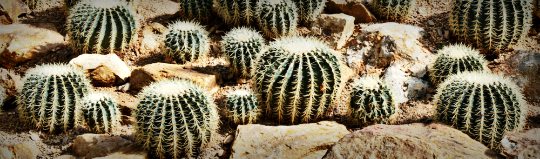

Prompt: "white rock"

[132,0,179,21]
[69,54,131,86]
[313,13,355,49]
[502,128,540,158]
[139,23,166,54]
[72,134,133,158]
[383,63,408,104]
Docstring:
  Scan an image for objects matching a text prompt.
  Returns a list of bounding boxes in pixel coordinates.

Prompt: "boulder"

[0,24,64,68]
[69,54,131,87]
[312,13,355,49]
[93,151,147,159]
[325,0,376,23]
[139,22,166,54]
[72,134,133,159]
[54,155,76,159]
[0,142,41,159]
[0,0,31,23]
[132,0,179,21]
[501,128,540,158]
[323,123,497,159]
[231,121,349,159]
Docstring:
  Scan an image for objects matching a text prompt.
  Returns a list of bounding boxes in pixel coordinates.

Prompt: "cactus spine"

[435,71,527,150]
[135,79,218,158]
[349,76,396,125]
[449,0,533,51]
[429,44,488,85]
[164,21,210,64]
[180,0,213,22]
[291,0,327,23]
[256,0,298,38]
[252,37,346,124]
[213,0,258,25]
[18,64,91,133]
[81,92,121,133]
[370,0,416,21]
[225,89,260,125]
[221,27,265,77]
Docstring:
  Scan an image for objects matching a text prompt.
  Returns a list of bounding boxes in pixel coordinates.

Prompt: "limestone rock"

[72,134,132,159]
[94,151,147,159]
[323,123,497,159]
[312,13,355,49]
[69,54,131,87]
[132,0,179,21]
[325,0,376,23]
[0,0,31,23]
[54,155,76,159]
[1,142,41,159]
[502,128,540,158]
[139,22,166,54]
[231,121,349,159]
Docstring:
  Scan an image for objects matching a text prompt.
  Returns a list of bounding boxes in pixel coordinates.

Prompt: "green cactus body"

[291,0,326,23]
[81,92,121,133]
[221,27,265,78]
[349,76,395,125]
[256,0,298,38]
[18,64,91,133]
[225,89,260,125]
[214,0,258,25]
[180,0,213,22]
[449,0,533,51]
[67,0,139,54]
[435,71,527,150]
[135,79,219,158]
[370,0,416,21]
[429,44,488,85]
[164,21,210,64]
[252,37,346,124]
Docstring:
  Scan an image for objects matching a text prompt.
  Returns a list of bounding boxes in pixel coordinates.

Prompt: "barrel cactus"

[135,79,219,158]
[213,0,258,25]
[252,37,347,124]
[348,76,396,125]
[225,89,260,125]
[180,0,213,22]
[81,92,121,133]
[164,21,210,64]
[291,0,326,23]
[370,0,416,21]
[429,44,488,85]
[449,0,533,51]
[435,71,527,150]
[67,0,139,54]
[221,27,265,77]
[256,0,298,38]
[18,64,91,133]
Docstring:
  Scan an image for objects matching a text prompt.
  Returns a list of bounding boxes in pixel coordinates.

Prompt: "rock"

[502,128,540,158]
[72,134,133,158]
[94,151,147,159]
[139,22,166,54]
[508,51,540,105]
[0,24,64,68]
[0,146,14,159]
[54,155,77,159]
[231,121,349,159]
[323,123,497,159]
[132,0,179,21]
[69,54,131,87]
[312,13,355,49]
[11,142,40,159]
[0,68,20,104]
[325,0,376,23]
[129,63,219,94]
[0,0,31,23]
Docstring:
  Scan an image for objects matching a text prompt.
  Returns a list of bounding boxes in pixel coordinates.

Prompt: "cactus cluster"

[164,21,210,64]
[429,44,488,85]
[256,0,298,38]
[291,0,326,23]
[18,64,91,133]
[370,0,416,21]
[435,71,527,150]
[252,37,346,124]
[449,0,533,51]
[67,0,139,54]
[180,0,214,22]
[213,0,258,26]
[221,27,265,78]
[225,89,260,125]
[135,79,219,158]
[80,92,121,133]
[348,76,396,125]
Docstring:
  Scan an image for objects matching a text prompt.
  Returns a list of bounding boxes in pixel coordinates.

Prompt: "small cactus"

[180,0,213,22]
[225,89,260,125]
[67,0,139,54]
[221,27,265,77]
[291,0,326,23]
[370,0,416,21]
[449,0,533,51]
[213,0,258,25]
[135,79,219,158]
[81,92,121,133]
[256,0,298,38]
[164,21,210,64]
[435,71,527,150]
[429,44,488,85]
[252,37,347,124]
[18,64,91,133]
[348,76,396,125]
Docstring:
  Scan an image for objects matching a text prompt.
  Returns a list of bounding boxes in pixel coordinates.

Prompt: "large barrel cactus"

[180,0,213,22]
[291,0,326,23]
[370,0,416,21]
[18,64,91,133]
[81,92,121,133]
[348,76,396,125]
[255,0,298,38]
[435,71,527,150]
[221,27,265,78]
[214,0,258,25]
[135,79,219,158]
[67,0,139,54]
[225,89,260,125]
[429,44,488,85]
[164,21,210,64]
[252,37,347,124]
[449,0,533,51]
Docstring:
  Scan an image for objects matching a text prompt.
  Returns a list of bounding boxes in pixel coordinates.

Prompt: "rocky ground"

[0,0,539,158]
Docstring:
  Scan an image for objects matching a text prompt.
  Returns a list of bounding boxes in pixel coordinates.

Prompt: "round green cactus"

[256,0,298,38]
[370,0,416,21]
[180,0,213,22]
[449,0,533,51]
[252,37,347,124]
[164,21,210,64]
[81,92,121,133]
[429,44,488,85]
[67,0,139,54]
[214,0,258,25]
[349,76,396,125]
[225,89,260,125]
[291,0,326,23]
[435,71,527,150]
[18,64,91,133]
[221,27,265,78]
[135,79,219,158]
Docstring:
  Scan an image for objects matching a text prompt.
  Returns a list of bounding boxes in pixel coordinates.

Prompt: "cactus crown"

[429,44,488,85]
[225,89,260,125]
[18,64,91,133]
[135,79,219,159]
[370,0,416,21]
[67,0,139,54]
[221,27,265,77]
[214,0,258,25]
[256,0,298,38]
[180,0,214,22]
[348,76,396,125]
[164,21,210,64]
[291,0,327,23]
[435,71,527,150]
[81,92,121,133]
